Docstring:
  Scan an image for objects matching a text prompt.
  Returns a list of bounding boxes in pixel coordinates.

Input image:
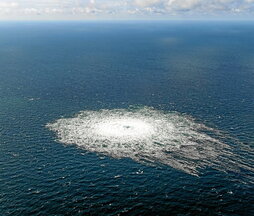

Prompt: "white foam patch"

[95,118,155,138]
[46,107,242,176]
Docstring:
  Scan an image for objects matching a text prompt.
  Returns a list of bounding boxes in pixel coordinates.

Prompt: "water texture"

[47,106,252,176]
[0,22,254,215]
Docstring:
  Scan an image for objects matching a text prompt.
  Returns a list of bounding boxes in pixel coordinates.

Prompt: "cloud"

[0,2,18,7]
[134,0,161,7]
[166,0,201,11]
[0,0,253,19]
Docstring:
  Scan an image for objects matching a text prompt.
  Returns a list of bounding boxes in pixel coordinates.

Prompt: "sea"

[0,21,253,215]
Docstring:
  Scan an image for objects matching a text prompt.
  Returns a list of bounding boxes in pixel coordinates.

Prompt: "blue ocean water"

[0,21,253,215]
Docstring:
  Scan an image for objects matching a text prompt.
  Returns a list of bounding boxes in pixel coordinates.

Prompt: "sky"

[0,0,253,20]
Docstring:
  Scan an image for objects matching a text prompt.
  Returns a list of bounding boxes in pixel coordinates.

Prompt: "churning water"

[47,107,251,176]
[1,22,254,215]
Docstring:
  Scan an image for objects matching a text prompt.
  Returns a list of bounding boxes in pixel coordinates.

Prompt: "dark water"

[0,21,253,215]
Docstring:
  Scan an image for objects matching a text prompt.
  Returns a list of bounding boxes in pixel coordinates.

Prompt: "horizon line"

[0,18,254,22]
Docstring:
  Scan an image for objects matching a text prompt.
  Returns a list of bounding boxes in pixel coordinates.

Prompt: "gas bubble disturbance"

[46,107,252,176]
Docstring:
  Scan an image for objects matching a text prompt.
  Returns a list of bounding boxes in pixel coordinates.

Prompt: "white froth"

[95,118,154,138]
[46,107,242,176]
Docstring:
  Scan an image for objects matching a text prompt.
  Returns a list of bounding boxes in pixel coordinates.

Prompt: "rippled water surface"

[0,22,254,215]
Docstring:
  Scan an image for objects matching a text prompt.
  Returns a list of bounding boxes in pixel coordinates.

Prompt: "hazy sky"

[0,0,254,20]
